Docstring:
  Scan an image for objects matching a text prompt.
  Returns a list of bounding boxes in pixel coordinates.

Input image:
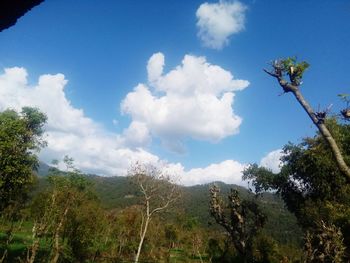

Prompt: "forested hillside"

[1,105,349,262]
[33,168,303,257]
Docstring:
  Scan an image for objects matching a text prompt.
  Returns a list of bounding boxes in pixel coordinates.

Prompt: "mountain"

[36,161,51,176]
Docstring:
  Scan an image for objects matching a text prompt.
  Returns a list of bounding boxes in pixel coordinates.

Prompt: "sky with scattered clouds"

[0,0,349,186]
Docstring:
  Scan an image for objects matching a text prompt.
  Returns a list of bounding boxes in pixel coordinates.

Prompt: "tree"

[128,163,180,263]
[209,185,266,262]
[0,107,46,213]
[264,57,350,180]
[164,224,178,249]
[109,206,141,260]
[28,157,105,263]
[243,120,350,259]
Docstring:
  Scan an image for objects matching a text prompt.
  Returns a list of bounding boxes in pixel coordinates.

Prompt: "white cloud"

[121,121,151,148]
[158,160,246,186]
[0,67,159,176]
[147,52,164,84]
[184,160,246,186]
[260,149,284,173]
[121,53,249,152]
[0,66,248,186]
[196,0,247,49]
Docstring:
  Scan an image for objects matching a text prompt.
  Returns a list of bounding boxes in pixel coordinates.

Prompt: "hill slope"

[35,163,302,246]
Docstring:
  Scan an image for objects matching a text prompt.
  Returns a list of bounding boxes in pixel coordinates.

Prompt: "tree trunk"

[27,239,39,263]
[293,89,350,180]
[0,250,7,263]
[134,217,150,263]
[50,206,69,263]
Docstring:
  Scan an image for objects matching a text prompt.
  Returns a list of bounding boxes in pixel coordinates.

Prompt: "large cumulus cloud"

[121,52,249,152]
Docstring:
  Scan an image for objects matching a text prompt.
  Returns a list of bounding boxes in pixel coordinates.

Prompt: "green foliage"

[207,238,224,262]
[252,234,280,263]
[244,120,350,259]
[165,224,178,248]
[53,173,302,249]
[273,57,309,85]
[36,164,301,248]
[0,107,47,213]
[28,158,106,262]
[0,157,305,262]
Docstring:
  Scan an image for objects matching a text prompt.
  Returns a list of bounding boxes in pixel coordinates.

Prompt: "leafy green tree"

[28,157,106,263]
[243,120,350,259]
[164,224,178,249]
[109,206,141,260]
[64,196,108,262]
[207,238,224,262]
[252,234,281,263]
[0,107,47,213]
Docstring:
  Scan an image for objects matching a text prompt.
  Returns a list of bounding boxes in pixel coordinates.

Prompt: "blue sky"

[0,0,349,185]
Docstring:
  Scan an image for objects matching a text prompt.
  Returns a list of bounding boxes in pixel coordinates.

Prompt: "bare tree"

[264,57,350,181]
[210,185,265,262]
[304,221,345,263]
[129,163,180,263]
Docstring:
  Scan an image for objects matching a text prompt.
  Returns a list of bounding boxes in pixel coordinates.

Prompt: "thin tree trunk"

[265,66,350,181]
[197,248,204,263]
[27,222,43,263]
[50,206,69,263]
[0,250,7,263]
[134,217,150,263]
[27,239,39,263]
[0,220,16,263]
[293,89,350,180]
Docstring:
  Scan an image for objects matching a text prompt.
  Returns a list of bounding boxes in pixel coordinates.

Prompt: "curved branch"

[292,89,350,181]
[264,68,350,181]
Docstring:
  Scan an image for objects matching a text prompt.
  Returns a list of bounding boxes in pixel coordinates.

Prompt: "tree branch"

[264,58,350,181]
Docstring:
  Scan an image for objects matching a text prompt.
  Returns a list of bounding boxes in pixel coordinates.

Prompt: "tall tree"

[264,57,350,180]
[129,164,180,263]
[0,107,47,213]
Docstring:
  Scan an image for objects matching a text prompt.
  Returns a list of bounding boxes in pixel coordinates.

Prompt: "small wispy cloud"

[196,0,247,49]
